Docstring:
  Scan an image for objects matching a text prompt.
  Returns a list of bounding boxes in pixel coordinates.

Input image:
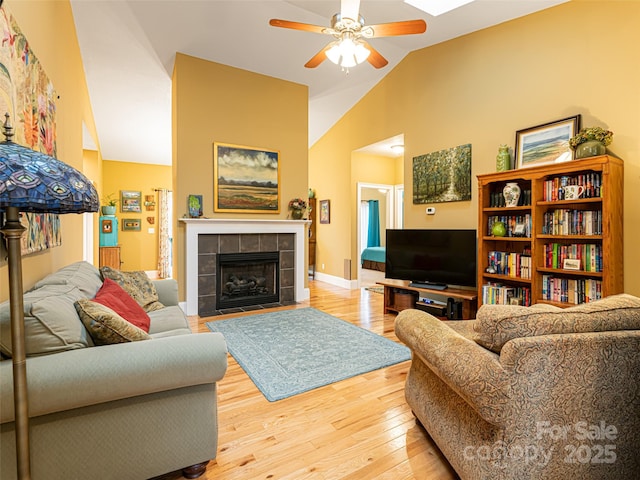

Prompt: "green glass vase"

[496,145,511,172]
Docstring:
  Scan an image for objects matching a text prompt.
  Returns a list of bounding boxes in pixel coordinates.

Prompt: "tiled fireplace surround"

[180,219,310,316]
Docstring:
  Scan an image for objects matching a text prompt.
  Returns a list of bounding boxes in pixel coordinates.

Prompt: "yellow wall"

[310,1,640,295]
[1,1,100,302]
[172,54,309,298]
[102,160,172,271]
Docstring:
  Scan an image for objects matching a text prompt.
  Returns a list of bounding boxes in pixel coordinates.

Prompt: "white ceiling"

[70,0,567,165]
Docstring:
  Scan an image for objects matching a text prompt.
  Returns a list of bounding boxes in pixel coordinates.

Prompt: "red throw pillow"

[93,278,151,332]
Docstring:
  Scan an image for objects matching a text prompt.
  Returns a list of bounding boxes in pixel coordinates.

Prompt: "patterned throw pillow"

[473,294,640,353]
[93,278,151,332]
[100,267,165,312]
[74,299,151,345]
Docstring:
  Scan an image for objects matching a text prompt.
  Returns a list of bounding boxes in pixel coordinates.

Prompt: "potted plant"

[569,127,613,159]
[101,193,118,215]
[288,197,307,220]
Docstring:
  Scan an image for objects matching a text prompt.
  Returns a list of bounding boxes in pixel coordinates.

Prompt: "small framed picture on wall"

[120,190,142,213]
[122,218,141,231]
[319,199,330,224]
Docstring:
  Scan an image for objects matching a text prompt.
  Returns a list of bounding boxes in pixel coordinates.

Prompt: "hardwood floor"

[164,280,458,480]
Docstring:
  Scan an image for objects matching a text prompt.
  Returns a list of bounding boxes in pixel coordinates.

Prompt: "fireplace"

[194,231,297,316]
[180,218,310,316]
[217,251,279,309]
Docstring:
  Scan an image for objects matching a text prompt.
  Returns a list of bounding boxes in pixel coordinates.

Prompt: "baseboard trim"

[314,271,358,290]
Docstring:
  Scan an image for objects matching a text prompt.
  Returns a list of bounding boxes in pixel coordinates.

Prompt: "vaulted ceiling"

[71,0,566,165]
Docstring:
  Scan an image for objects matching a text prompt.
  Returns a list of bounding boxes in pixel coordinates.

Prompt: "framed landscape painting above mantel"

[213,142,280,213]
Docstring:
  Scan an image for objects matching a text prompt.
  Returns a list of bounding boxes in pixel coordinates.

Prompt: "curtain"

[157,189,172,278]
[360,200,369,253]
[367,200,380,247]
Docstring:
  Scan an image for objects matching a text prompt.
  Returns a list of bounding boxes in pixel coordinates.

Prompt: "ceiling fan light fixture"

[326,37,370,68]
[354,42,370,64]
[326,42,343,65]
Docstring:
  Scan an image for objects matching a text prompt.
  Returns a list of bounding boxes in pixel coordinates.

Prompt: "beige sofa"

[0,262,228,480]
[395,294,640,479]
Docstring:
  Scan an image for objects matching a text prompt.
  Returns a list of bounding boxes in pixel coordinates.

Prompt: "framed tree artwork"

[413,144,472,204]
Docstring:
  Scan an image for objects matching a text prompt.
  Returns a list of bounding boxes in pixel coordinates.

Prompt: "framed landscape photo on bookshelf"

[515,115,580,169]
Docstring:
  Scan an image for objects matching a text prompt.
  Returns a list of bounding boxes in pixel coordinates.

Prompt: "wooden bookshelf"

[477,155,623,308]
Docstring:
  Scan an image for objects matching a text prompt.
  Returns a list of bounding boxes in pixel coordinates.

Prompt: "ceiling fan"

[269,0,427,70]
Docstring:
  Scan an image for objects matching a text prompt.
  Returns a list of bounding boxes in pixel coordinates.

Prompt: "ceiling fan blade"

[341,0,361,20]
[304,45,331,68]
[365,19,427,38]
[269,19,329,35]
[364,43,388,69]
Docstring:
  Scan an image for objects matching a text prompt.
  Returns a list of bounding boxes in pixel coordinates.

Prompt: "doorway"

[357,182,397,288]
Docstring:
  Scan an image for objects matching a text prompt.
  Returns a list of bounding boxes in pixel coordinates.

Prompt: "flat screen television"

[385,229,477,289]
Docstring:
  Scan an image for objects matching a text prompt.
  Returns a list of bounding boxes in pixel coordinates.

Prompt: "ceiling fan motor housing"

[331,13,365,33]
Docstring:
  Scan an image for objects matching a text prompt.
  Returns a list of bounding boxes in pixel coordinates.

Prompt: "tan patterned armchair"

[395,294,640,479]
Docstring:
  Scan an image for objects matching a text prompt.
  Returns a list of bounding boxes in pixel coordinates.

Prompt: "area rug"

[206,308,410,402]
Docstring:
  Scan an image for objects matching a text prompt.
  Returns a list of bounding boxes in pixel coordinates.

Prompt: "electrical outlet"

[426,207,436,215]
[322,263,325,270]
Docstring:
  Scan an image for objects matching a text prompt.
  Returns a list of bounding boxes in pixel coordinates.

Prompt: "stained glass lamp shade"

[1,113,98,479]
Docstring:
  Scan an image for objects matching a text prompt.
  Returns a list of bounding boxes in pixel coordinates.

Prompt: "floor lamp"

[0,113,98,479]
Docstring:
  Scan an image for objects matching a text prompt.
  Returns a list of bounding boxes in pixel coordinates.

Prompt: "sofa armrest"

[0,332,227,423]
[153,278,179,306]
[395,309,510,426]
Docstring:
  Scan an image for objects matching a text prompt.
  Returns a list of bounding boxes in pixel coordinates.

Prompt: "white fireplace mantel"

[180,218,310,315]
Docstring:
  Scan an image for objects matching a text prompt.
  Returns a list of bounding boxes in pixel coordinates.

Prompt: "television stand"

[409,281,448,290]
[377,279,478,320]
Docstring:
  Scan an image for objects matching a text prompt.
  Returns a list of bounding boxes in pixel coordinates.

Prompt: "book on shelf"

[489,188,532,208]
[482,283,531,306]
[543,243,602,272]
[543,172,602,201]
[487,250,532,279]
[542,209,602,236]
[541,275,602,304]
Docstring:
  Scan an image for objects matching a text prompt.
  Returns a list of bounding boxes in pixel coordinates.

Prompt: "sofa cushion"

[74,299,151,345]
[148,306,192,337]
[0,284,93,357]
[473,294,640,352]
[31,261,103,298]
[94,278,151,332]
[100,267,165,312]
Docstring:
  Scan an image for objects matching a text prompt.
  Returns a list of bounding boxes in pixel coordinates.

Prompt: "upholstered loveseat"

[0,261,228,480]
[395,294,640,479]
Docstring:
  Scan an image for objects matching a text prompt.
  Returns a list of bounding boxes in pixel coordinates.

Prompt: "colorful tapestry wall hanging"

[0,6,62,255]
[412,144,472,204]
